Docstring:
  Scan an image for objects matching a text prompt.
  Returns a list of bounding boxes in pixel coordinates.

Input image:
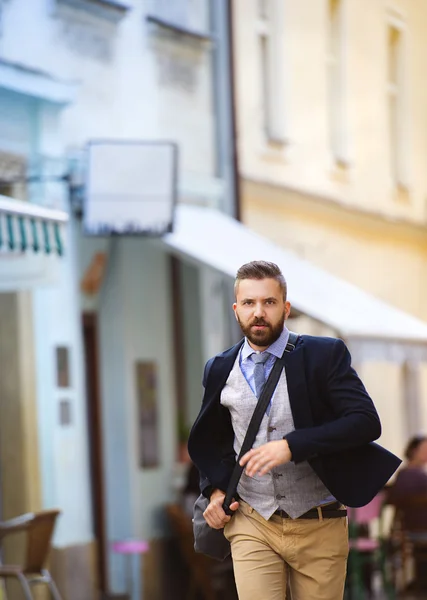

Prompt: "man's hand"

[239,439,292,477]
[203,489,239,529]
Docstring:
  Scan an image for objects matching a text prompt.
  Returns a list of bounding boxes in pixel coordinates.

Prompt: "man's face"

[233,278,291,351]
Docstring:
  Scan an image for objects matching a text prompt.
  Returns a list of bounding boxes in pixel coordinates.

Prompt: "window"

[0,151,26,200]
[54,0,130,23]
[256,0,287,144]
[0,181,12,198]
[401,361,420,439]
[149,0,210,36]
[326,0,348,166]
[387,19,408,189]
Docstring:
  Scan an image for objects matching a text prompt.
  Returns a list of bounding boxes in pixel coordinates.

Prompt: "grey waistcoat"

[220,355,332,519]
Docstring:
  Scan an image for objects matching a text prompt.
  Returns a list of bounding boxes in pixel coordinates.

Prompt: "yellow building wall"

[233,0,427,447]
[234,0,427,229]
[233,0,427,320]
[243,180,427,321]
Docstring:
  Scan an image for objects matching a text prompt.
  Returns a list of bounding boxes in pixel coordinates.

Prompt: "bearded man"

[188,260,400,600]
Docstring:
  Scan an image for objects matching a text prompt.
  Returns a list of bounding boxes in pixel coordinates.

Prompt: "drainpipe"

[226,0,242,222]
[211,0,241,221]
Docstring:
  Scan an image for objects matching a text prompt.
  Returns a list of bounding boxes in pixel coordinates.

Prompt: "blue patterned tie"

[251,352,270,398]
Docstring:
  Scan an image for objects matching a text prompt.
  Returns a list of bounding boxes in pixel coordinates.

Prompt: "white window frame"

[255,0,288,146]
[326,0,350,167]
[386,11,410,191]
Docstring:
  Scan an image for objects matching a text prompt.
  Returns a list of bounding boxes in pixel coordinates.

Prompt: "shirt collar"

[241,325,290,361]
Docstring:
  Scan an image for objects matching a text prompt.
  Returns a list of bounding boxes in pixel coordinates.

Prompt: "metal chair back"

[0,510,60,574]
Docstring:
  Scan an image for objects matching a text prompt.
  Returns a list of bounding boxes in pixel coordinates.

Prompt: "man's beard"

[236,312,286,347]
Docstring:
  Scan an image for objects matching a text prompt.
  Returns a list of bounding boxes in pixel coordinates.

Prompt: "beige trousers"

[224,500,349,600]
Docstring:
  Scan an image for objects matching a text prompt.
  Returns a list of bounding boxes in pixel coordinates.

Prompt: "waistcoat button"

[268,426,276,432]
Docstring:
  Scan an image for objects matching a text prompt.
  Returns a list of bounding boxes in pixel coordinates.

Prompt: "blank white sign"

[84,141,177,236]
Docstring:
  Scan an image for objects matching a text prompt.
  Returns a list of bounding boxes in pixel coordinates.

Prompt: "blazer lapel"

[204,340,244,406]
[201,336,313,430]
[283,340,314,429]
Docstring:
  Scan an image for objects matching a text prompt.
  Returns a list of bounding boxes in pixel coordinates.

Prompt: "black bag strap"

[223,331,299,514]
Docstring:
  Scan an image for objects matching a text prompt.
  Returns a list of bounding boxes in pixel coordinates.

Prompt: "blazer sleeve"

[194,356,217,499]
[199,472,214,499]
[285,338,382,463]
[202,357,215,388]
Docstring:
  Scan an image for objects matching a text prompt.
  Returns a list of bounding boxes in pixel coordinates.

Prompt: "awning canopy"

[163,204,427,345]
[0,195,68,256]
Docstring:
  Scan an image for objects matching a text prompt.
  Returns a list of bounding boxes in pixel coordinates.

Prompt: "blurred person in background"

[388,435,427,531]
[388,436,427,591]
[188,260,400,600]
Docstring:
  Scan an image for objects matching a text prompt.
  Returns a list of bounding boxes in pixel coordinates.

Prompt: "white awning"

[163,204,427,344]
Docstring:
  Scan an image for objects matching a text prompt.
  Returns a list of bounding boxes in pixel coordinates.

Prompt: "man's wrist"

[210,488,225,501]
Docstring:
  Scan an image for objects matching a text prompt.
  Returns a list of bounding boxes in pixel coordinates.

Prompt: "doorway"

[82,313,108,593]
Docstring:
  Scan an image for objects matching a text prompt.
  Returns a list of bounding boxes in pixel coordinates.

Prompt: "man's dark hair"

[404,435,427,461]
[234,261,287,300]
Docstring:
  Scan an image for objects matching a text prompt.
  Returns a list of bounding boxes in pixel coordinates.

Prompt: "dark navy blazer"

[188,334,401,508]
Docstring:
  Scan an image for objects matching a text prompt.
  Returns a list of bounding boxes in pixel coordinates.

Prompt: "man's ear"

[233,302,238,320]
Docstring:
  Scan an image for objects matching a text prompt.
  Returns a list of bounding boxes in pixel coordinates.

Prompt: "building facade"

[232,0,427,457]
[4,0,427,597]
[0,0,236,598]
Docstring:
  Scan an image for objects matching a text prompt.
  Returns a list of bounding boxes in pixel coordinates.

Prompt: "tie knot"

[251,352,269,365]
